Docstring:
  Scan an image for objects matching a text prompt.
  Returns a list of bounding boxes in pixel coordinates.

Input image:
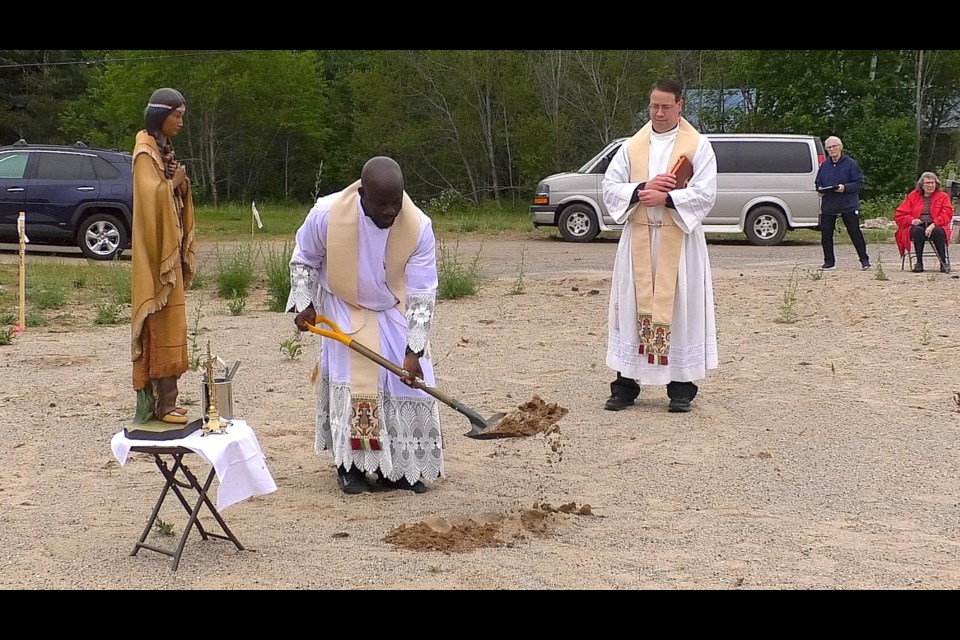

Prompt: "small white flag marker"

[252,201,263,230]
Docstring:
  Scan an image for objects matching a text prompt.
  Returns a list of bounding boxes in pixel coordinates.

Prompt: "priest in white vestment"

[287,157,442,494]
[601,79,719,413]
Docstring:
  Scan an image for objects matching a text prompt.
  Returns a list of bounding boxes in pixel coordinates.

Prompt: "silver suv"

[530,133,825,245]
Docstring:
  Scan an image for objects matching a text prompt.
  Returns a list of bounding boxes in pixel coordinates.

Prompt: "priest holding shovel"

[288,156,442,495]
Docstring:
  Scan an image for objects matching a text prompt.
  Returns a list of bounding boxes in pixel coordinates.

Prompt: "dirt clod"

[483,395,568,437]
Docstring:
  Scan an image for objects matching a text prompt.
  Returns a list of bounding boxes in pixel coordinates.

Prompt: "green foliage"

[94,302,123,325]
[104,262,132,305]
[187,293,206,372]
[279,332,304,360]
[189,267,207,291]
[510,242,527,295]
[194,202,308,239]
[437,238,483,300]
[263,241,294,313]
[875,259,889,281]
[214,244,255,299]
[134,388,155,424]
[0,326,14,345]
[860,196,904,221]
[25,312,45,327]
[12,49,960,207]
[152,516,175,537]
[430,202,531,236]
[226,291,247,316]
[27,284,66,310]
[844,113,917,201]
[0,313,15,325]
[425,190,471,216]
[932,160,960,185]
[776,266,801,324]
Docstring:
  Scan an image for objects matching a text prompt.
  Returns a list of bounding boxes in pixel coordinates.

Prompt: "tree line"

[2,50,958,206]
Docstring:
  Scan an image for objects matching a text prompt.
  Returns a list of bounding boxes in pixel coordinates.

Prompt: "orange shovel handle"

[304,316,352,347]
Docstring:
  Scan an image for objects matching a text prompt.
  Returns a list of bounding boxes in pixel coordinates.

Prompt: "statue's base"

[124,418,203,441]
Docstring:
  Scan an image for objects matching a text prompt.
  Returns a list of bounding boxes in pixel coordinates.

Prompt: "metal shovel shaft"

[349,342,473,413]
[347,341,509,436]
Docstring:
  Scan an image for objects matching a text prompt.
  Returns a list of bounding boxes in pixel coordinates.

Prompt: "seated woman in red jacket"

[894,171,953,273]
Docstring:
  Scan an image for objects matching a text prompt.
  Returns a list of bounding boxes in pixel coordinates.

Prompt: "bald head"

[359,156,404,229]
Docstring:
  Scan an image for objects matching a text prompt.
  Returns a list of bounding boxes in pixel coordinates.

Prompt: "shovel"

[304,316,511,439]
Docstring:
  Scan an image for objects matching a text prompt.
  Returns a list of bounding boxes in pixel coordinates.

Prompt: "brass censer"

[202,341,229,435]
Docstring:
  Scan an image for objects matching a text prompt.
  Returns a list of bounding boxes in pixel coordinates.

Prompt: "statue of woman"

[130,88,197,427]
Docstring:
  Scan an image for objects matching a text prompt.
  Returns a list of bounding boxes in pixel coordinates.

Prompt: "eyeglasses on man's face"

[825,144,840,150]
[649,103,679,113]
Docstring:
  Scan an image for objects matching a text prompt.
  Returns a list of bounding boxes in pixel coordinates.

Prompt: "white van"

[529,133,826,245]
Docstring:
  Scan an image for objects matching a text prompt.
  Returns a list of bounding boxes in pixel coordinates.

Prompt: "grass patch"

[213,243,256,299]
[437,237,483,300]
[430,202,531,236]
[775,266,801,324]
[194,201,310,240]
[263,240,294,313]
[27,283,67,310]
[192,200,534,243]
[94,302,124,325]
[226,291,247,316]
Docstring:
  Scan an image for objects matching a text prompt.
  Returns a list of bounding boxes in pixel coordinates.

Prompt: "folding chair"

[899,224,952,271]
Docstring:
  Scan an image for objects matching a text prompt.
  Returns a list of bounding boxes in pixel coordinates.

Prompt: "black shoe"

[336,465,370,495]
[820,264,837,271]
[912,263,924,273]
[861,262,872,271]
[377,472,429,494]
[604,395,635,411]
[667,381,698,413]
[941,262,951,273]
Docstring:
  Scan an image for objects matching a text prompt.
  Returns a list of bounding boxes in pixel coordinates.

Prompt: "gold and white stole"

[625,119,700,365]
[326,180,419,450]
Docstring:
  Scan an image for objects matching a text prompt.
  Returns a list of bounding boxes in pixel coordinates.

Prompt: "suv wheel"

[744,206,788,246]
[558,204,600,243]
[77,213,127,260]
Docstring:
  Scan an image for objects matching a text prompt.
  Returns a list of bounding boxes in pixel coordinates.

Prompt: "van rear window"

[712,141,813,174]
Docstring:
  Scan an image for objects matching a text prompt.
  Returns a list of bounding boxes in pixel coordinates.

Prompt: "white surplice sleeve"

[404,213,438,355]
[667,136,718,234]
[602,144,642,225]
[286,200,327,313]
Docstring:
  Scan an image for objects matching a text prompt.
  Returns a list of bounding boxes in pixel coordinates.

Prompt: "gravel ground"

[1,231,959,589]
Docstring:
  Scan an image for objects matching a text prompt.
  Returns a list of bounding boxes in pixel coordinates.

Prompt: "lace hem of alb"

[314,377,444,483]
[286,261,319,312]
[608,331,715,369]
[405,293,435,354]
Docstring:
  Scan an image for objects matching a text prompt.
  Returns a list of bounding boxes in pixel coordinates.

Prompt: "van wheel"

[558,205,600,243]
[77,213,127,260]
[744,207,787,246]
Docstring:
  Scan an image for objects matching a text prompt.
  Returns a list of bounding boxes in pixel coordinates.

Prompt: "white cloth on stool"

[110,420,277,510]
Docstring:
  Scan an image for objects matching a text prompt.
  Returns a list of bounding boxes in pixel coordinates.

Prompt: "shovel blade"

[463,412,516,440]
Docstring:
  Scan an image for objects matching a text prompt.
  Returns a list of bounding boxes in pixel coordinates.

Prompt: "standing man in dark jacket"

[815,136,870,271]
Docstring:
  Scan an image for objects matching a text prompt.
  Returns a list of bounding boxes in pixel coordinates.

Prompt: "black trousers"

[910,224,948,264]
[611,373,697,400]
[821,211,869,266]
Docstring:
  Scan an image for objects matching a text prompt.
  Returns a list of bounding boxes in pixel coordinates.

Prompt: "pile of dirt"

[483,395,568,438]
[383,502,596,553]
[383,519,503,554]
